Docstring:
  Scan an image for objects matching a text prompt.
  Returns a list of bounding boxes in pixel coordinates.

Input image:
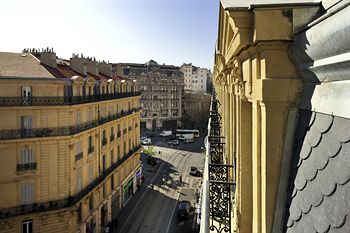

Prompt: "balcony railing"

[75,152,84,161]
[0,107,141,140]
[0,92,142,107]
[0,145,142,219]
[16,162,37,172]
[201,91,235,233]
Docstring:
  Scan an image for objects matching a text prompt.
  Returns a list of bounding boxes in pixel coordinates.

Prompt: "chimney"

[40,51,57,68]
[86,59,99,76]
[70,56,87,76]
[98,62,112,77]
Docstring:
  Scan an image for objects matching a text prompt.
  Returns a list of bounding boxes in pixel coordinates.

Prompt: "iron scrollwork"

[208,90,236,233]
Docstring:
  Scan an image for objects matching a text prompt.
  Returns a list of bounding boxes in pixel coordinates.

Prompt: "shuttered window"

[76,168,82,192]
[76,141,82,154]
[21,183,34,204]
[76,112,82,125]
[20,149,35,164]
[88,164,94,183]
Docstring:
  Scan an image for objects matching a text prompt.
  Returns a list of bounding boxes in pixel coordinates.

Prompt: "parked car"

[168,140,179,145]
[177,200,190,220]
[140,136,148,141]
[141,138,151,145]
[189,166,198,176]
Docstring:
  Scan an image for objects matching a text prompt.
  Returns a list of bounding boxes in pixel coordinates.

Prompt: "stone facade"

[113,60,184,130]
[182,92,211,130]
[201,1,350,233]
[180,63,210,93]
[0,50,142,233]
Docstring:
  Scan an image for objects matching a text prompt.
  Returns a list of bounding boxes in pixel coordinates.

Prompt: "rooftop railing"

[0,145,142,219]
[0,107,142,140]
[0,91,141,107]
[200,91,235,233]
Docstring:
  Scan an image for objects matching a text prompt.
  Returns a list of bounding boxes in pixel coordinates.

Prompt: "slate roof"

[285,109,350,233]
[0,52,55,78]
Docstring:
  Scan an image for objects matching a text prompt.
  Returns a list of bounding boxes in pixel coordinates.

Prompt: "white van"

[159,131,172,137]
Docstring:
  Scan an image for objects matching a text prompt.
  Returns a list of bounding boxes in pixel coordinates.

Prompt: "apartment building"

[201,1,350,233]
[180,63,210,93]
[0,50,142,233]
[113,60,184,130]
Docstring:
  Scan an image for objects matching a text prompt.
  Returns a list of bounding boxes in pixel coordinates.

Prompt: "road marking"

[120,161,165,232]
[165,189,181,233]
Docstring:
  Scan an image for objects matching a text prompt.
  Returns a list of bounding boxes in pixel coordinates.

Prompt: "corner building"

[0,50,142,233]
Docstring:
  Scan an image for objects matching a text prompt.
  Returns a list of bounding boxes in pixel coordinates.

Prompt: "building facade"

[201,1,350,233]
[180,63,210,93]
[182,92,211,131]
[113,60,184,130]
[0,50,142,233]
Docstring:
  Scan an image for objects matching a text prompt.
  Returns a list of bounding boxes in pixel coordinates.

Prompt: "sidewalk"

[112,154,160,233]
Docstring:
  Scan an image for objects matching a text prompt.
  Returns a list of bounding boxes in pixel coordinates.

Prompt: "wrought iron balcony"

[0,92,142,107]
[0,145,142,219]
[16,162,37,172]
[0,107,141,140]
[200,92,236,233]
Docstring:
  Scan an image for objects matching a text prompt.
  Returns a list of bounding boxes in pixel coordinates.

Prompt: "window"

[20,183,34,204]
[89,195,93,212]
[76,168,82,192]
[111,174,114,191]
[21,86,32,105]
[88,136,93,149]
[123,142,126,156]
[88,110,93,122]
[76,141,82,154]
[22,220,33,233]
[88,163,94,183]
[111,149,114,164]
[76,112,82,126]
[18,149,36,171]
[21,116,32,136]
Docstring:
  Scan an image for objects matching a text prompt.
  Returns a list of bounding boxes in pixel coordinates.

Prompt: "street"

[116,135,205,233]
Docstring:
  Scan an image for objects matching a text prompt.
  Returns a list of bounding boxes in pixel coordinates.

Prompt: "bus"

[175,129,200,138]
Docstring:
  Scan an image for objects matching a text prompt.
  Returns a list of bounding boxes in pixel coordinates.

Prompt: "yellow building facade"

[0,51,142,233]
[203,1,350,233]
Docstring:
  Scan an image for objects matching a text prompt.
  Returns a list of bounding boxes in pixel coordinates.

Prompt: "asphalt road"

[117,136,205,233]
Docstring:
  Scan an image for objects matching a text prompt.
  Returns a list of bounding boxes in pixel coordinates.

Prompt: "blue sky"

[0,0,219,69]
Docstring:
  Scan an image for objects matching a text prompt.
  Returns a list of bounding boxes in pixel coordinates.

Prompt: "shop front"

[123,178,133,205]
